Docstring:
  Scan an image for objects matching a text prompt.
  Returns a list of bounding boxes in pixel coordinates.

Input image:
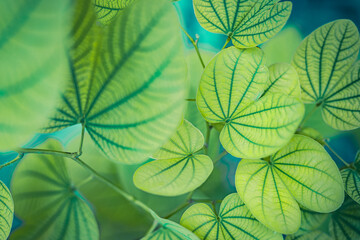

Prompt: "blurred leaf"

[0,0,67,150]
[46,0,186,164]
[180,193,282,239]
[235,135,344,234]
[193,0,292,48]
[297,127,325,145]
[0,181,14,239]
[94,0,136,24]
[292,19,360,130]
[134,120,213,196]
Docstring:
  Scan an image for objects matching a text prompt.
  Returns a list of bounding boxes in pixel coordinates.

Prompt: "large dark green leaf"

[46,0,187,164]
[0,0,67,150]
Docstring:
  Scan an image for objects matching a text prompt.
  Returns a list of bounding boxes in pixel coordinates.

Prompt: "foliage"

[0,0,360,239]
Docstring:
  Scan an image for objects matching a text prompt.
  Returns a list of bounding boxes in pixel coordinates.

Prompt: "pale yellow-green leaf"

[10,139,99,240]
[180,193,282,240]
[341,168,360,205]
[292,19,360,130]
[46,0,186,164]
[297,127,325,145]
[264,63,301,98]
[197,46,304,158]
[94,0,136,24]
[193,0,292,48]
[133,120,213,196]
[235,135,344,234]
[329,197,360,240]
[0,0,67,150]
[0,181,14,240]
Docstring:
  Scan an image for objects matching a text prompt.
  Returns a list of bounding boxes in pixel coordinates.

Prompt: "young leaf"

[341,168,360,205]
[143,218,200,240]
[0,181,14,240]
[0,0,67,150]
[197,46,305,158]
[292,19,360,130]
[46,0,186,164]
[263,63,301,98]
[235,134,344,234]
[193,0,292,48]
[133,120,213,196]
[329,196,360,240]
[94,0,136,24]
[10,140,99,240]
[180,193,282,240]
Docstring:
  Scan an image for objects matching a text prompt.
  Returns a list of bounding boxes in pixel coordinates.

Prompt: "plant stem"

[185,98,196,102]
[17,148,77,158]
[143,220,158,238]
[221,37,231,50]
[204,122,212,155]
[213,150,228,164]
[77,123,86,157]
[0,153,23,170]
[324,141,350,167]
[164,202,189,219]
[299,105,319,129]
[180,25,205,69]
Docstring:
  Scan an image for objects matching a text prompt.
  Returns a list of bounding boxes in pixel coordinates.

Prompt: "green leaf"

[10,139,99,240]
[264,63,301,98]
[297,127,325,145]
[292,19,360,130]
[94,0,136,24]
[329,196,360,240]
[46,0,186,164]
[133,120,213,196]
[197,46,304,158]
[235,134,344,234]
[0,181,14,240]
[180,193,282,240]
[341,168,360,205]
[286,231,332,240]
[0,0,67,150]
[144,218,200,240]
[355,150,360,169]
[193,0,292,48]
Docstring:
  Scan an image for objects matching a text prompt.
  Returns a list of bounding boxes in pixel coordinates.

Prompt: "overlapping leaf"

[235,134,344,234]
[0,0,67,150]
[329,196,360,239]
[94,0,136,24]
[297,127,325,145]
[193,0,292,48]
[292,19,360,130]
[10,140,99,240]
[341,151,360,205]
[180,193,282,240]
[46,0,186,164]
[0,181,14,240]
[133,120,213,196]
[197,46,304,158]
[286,231,332,240]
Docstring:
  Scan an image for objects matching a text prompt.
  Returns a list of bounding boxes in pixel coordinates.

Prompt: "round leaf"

[10,139,99,240]
[193,0,292,48]
[0,181,14,240]
[341,168,360,205]
[0,0,66,150]
[235,135,344,234]
[292,19,360,130]
[46,0,186,164]
[134,120,213,196]
[197,46,304,158]
[94,0,136,24]
[286,231,332,240]
[180,193,282,239]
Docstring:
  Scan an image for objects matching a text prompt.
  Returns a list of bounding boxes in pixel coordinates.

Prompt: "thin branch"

[213,150,228,164]
[324,141,350,167]
[77,123,86,157]
[143,220,158,238]
[204,122,212,155]
[0,153,23,170]
[185,98,196,102]
[164,202,189,219]
[17,148,77,158]
[299,105,319,129]
[180,25,205,69]
[221,36,231,50]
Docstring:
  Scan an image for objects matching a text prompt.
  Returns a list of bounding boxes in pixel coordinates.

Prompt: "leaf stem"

[221,36,231,50]
[180,25,205,69]
[143,220,158,238]
[164,202,189,219]
[204,122,212,155]
[17,148,77,158]
[185,98,196,102]
[0,153,23,170]
[213,150,228,164]
[77,123,86,157]
[324,141,350,167]
[299,104,319,129]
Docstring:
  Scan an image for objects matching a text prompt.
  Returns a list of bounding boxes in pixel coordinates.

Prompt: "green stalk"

[324,141,350,167]
[180,25,205,69]
[0,153,23,170]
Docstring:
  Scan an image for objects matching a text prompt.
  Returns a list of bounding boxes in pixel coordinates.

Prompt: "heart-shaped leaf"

[341,152,360,205]
[10,139,99,240]
[197,46,304,158]
[292,19,360,130]
[94,0,136,24]
[133,120,213,196]
[263,63,301,98]
[193,0,292,48]
[329,196,360,240]
[0,181,14,240]
[235,134,344,234]
[0,0,67,150]
[46,0,186,164]
[180,193,282,240]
